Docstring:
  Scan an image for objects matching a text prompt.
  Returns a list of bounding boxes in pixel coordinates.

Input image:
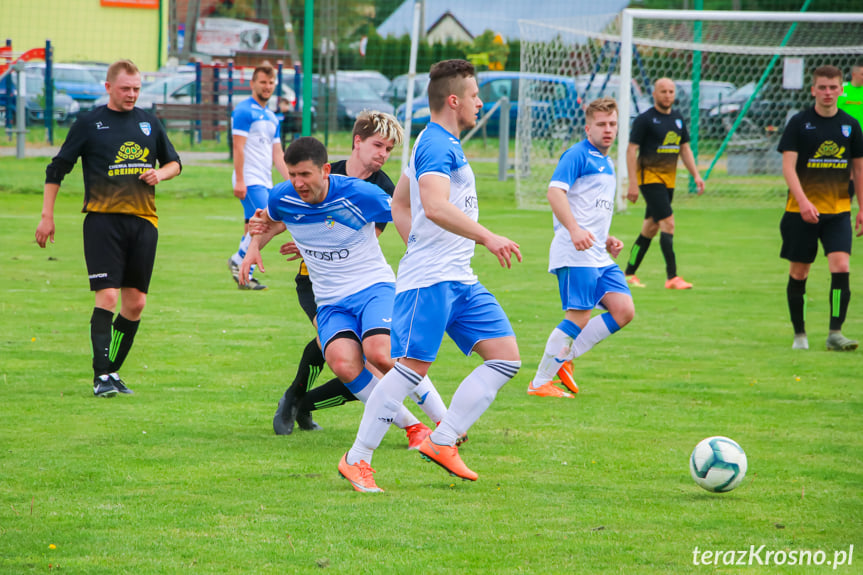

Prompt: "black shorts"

[780,211,852,263]
[295,265,317,322]
[83,213,158,292]
[641,183,674,222]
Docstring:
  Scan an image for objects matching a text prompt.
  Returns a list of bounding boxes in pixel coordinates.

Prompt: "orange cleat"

[556,361,579,394]
[626,274,646,288]
[338,453,383,493]
[664,276,693,290]
[405,422,432,450]
[418,436,478,481]
[527,381,574,398]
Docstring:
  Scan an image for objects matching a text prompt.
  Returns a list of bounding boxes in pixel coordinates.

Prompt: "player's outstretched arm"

[232,134,248,199]
[239,236,265,286]
[419,174,521,267]
[626,143,640,203]
[391,173,412,245]
[782,151,819,223]
[680,143,705,195]
[853,157,863,236]
[547,185,594,251]
[35,183,60,248]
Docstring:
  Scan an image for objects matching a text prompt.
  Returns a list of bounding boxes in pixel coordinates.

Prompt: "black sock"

[90,308,113,378]
[286,338,326,398]
[659,232,677,279]
[624,234,652,275]
[787,276,807,335]
[297,377,357,412]
[829,272,851,331]
[109,315,139,373]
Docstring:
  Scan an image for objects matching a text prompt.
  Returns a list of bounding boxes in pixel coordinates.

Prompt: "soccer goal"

[516,10,863,210]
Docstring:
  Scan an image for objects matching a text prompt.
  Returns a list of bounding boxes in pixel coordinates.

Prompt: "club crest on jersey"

[842,124,852,138]
[139,122,151,136]
[675,119,683,130]
[325,216,336,229]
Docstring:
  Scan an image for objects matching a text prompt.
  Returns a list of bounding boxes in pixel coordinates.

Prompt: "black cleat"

[109,372,134,394]
[273,389,299,435]
[296,410,323,431]
[93,375,118,398]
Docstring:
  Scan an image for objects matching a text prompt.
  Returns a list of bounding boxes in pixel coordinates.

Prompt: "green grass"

[1,155,861,574]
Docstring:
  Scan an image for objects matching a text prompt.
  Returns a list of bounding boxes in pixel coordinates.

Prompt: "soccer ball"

[689,436,747,493]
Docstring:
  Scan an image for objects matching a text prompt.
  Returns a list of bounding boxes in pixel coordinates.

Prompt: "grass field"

[1,152,861,574]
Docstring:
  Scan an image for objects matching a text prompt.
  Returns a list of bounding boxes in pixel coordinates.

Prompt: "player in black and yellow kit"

[624,78,705,290]
[35,60,181,396]
[778,65,863,351]
[270,111,446,442]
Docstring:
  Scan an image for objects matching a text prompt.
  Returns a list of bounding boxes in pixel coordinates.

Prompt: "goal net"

[516,10,863,210]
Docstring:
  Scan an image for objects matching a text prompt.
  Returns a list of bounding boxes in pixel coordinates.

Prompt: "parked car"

[26,63,105,110]
[0,70,80,125]
[384,72,430,108]
[337,70,391,98]
[673,79,736,112]
[705,81,800,137]
[316,76,394,130]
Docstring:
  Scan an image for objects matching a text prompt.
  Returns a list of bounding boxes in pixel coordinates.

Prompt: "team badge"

[842,124,852,138]
[325,216,336,229]
[139,122,151,136]
[675,119,683,130]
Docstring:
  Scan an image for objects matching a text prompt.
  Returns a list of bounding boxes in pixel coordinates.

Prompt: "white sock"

[409,375,447,424]
[347,363,421,465]
[350,371,420,430]
[433,360,520,446]
[531,321,581,388]
[568,313,615,360]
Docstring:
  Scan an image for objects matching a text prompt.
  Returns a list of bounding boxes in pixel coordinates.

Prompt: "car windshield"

[337,79,381,101]
[142,76,194,95]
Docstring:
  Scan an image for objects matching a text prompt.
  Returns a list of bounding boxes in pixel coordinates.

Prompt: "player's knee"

[612,303,635,328]
[365,349,393,373]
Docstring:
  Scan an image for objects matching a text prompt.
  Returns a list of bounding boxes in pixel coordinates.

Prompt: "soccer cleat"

[792,333,809,350]
[556,361,579,394]
[456,433,469,447]
[338,453,383,493]
[404,422,432,450]
[238,276,268,291]
[273,389,299,435]
[93,374,118,398]
[527,381,574,398]
[228,257,241,284]
[108,372,133,394]
[296,410,323,431]
[626,274,646,288]
[418,436,478,481]
[825,332,858,351]
[665,276,693,290]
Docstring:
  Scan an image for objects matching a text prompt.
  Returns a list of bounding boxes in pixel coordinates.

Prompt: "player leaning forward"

[338,59,522,493]
[528,98,635,398]
[779,65,863,351]
[240,137,440,440]
[36,59,181,397]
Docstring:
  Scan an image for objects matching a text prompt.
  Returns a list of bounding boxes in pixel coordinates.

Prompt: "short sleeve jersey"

[630,107,690,189]
[838,82,863,130]
[45,105,181,228]
[548,139,616,271]
[396,122,479,293]
[267,174,395,306]
[295,160,396,277]
[231,97,281,188]
[777,107,863,214]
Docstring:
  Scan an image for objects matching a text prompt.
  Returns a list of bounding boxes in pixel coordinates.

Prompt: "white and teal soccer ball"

[689,436,747,493]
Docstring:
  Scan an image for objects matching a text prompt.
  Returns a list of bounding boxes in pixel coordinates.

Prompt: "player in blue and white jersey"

[339,60,522,493]
[527,98,635,399]
[239,137,438,441]
[227,64,290,290]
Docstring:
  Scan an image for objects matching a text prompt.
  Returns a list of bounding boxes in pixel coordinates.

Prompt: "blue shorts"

[391,281,515,362]
[316,282,395,351]
[555,265,631,311]
[240,184,270,220]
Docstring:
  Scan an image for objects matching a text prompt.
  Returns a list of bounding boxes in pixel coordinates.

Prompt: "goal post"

[516,9,863,210]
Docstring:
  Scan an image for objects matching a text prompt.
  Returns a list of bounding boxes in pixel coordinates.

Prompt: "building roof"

[377,0,629,41]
